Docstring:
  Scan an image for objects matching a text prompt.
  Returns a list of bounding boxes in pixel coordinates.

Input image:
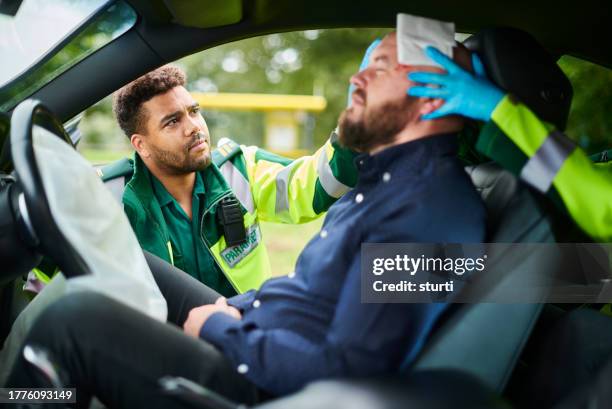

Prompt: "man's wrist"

[226,290,255,312]
[199,311,241,341]
[489,93,512,124]
[481,89,506,122]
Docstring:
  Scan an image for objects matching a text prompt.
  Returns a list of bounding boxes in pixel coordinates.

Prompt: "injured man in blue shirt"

[5,31,486,408]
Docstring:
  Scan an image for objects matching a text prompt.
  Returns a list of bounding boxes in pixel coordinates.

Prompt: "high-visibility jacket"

[98,135,357,294]
[476,95,612,242]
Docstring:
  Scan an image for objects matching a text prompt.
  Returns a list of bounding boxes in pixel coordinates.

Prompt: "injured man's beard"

[338,98,415,153]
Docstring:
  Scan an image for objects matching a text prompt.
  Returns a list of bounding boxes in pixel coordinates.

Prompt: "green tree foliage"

[177,28,389,147]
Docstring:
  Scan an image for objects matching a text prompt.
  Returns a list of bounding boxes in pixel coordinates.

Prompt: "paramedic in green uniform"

[99,64,357,296]
[149,170,236,296]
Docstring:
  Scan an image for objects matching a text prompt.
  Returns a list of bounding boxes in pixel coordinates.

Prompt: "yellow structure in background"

[193,92,327,158]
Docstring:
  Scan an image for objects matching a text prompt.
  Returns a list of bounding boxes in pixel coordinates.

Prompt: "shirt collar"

[354,133,459,182]
[151,172,206,208]
[193,171,206,196]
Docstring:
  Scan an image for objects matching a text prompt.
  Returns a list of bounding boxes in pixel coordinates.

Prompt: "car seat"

[408,27,575,392]
[411,163,560,392]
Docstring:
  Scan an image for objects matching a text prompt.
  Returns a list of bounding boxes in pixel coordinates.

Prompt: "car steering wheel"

[10,99,91,278]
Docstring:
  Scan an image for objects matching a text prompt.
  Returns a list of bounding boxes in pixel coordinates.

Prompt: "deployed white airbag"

[32,126,167,321]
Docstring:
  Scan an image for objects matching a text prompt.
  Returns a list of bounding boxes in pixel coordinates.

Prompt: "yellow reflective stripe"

[166,241,174,265]
[219,161,255,213]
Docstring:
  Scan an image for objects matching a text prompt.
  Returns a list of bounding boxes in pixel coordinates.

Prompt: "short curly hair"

[112,65,187,137]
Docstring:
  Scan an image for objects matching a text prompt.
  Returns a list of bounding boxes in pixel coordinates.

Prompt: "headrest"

[464,27,573,131]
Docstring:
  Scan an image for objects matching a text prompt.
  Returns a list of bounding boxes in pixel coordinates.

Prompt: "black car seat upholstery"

[256,369,508,409]
[411,163,560,392]
[0,280,30,345]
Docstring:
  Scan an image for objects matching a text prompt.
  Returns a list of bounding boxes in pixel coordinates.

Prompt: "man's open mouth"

[352,90,366,106]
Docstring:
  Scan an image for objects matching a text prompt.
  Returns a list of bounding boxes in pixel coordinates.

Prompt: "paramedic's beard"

[338,97,417,153]
[150,133,211,175]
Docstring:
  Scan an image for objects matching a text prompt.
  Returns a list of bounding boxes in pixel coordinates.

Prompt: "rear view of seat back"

[412,163,561,392]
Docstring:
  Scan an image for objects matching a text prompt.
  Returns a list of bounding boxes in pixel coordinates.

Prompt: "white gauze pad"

[397,13,455,67]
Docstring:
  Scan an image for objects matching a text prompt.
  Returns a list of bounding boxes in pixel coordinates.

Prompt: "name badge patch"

[221,224,261,267]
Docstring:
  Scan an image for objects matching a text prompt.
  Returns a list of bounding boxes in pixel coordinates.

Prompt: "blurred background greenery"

[77,28,612,275]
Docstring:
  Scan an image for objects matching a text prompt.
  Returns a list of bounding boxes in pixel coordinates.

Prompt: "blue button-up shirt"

[200,134,486,395]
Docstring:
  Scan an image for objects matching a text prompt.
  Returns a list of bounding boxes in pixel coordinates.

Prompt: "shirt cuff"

[199,311,241,346]
[227,290,256,312]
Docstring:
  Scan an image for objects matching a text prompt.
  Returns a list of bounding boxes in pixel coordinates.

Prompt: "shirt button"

[252,299,261,308]
[237,364,249,374]
[355,193,364,203]
[288,271,296,278]
[320,229,328,238]
[382,172,391,182]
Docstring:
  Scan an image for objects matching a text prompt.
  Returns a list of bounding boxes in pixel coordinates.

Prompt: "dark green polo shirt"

[151,173,236,297]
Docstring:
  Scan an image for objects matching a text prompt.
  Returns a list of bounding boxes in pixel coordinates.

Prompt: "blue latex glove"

[347,38,381,106]
[407,46,505,121]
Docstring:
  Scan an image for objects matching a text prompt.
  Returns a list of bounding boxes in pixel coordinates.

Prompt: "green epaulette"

[96,157,134,182]
[212,139,241,167]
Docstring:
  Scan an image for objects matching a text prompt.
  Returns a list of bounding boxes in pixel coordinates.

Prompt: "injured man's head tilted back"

[340,14,474,154]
